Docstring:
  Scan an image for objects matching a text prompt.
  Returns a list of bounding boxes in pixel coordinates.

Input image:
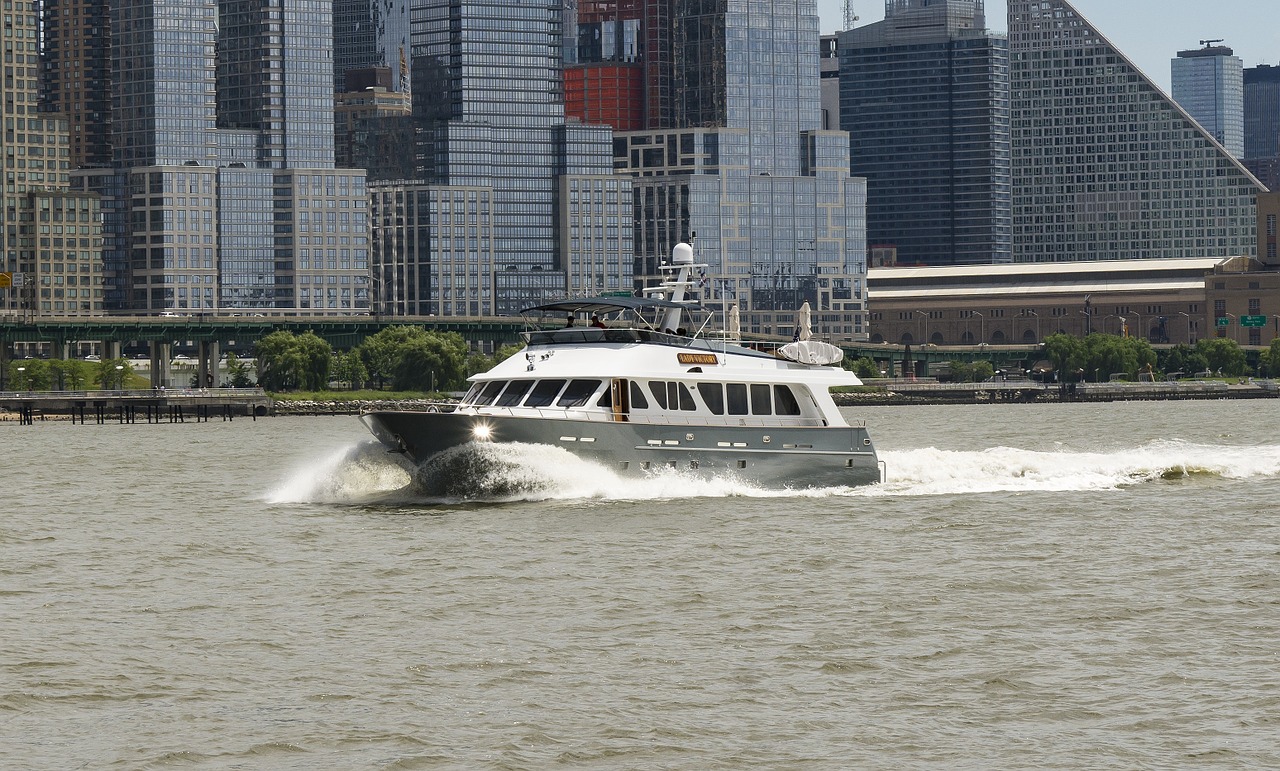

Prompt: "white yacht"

[360,244,880,488]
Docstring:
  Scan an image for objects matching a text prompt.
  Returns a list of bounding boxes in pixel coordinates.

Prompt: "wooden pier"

[0,388,272,426]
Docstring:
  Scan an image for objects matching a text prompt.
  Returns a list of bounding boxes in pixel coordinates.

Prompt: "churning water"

[4,400,1280,768]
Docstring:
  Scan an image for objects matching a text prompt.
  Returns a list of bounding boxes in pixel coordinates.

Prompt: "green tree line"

[251,326,523,393]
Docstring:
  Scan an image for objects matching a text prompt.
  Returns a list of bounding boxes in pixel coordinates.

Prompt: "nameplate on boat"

[677,353,719,365]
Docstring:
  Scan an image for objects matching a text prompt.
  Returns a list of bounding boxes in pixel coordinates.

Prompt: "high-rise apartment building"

[585,0,868,341]
[335,68,412,170]
[333,0,411,94]
[367,0,631,317]
[1008,0,1264,262]
[1245,65,1280,160]
[42,0,370,315]
[1172,44,1244,158]
[839,0,1010,266]
[1,0,105,318]
[1244,64,1280,190]
[40,0,112,170]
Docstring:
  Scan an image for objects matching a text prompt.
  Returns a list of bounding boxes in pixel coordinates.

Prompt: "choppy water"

[3,401,1280,768]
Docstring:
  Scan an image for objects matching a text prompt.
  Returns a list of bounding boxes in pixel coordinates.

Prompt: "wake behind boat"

[360,244,881,489]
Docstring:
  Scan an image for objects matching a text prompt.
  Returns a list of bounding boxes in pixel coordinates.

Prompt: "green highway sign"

[1241,315,1268,327]
[1216,317,1230,327]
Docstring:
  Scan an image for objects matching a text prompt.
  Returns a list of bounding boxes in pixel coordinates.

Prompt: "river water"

[4,401,1280,769]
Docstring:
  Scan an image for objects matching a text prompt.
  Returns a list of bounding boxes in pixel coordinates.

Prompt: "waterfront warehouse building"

[839,0,1012,266]
[1008,0,1265,263]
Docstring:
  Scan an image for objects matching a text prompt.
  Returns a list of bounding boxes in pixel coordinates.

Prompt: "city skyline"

[818,0,1278,94]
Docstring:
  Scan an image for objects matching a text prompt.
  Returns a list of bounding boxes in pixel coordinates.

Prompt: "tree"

[359,326,427,388]
[49,359,91,391]
[1195,337,1246,377]
[847,356,879,380]
[1158,344,1209,379]
[224,353,255,388]
[391,331,468,391]
[8,359,50,390]
[331,351,368,390]
[1043,333,1086,381]
[1265,339,1280,379]
[493,343,525,364]
[358,326,469,392]
[94,358,132,390]
[254,331,332,391]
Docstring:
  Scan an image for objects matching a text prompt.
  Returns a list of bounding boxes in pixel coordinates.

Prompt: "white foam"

[266,441,413,504]
[872,440,1280,497]
[269,438,1280,505]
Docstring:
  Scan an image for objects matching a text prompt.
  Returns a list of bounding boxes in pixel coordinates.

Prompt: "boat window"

[726,383,748,415]
[523,379,566,407]
[697,383,724,415]
[774,385,802,415]
[495,380,533,407]
[557,379,601,407]
[674,383,696,411]
[647,381,668,410]
[473,380,506,406]
[750,384,772,415]
[461,383,482,404]
[597,389,612,408]
[629,381,649,409]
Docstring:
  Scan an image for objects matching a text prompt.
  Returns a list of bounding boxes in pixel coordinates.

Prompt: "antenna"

[843,0,858,31]
[1200,39,1224,48]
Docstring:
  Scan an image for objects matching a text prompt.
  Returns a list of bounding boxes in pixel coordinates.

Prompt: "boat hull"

[361,410,880,489]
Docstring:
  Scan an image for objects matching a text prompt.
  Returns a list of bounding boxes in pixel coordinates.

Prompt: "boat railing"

[454,404,835,428]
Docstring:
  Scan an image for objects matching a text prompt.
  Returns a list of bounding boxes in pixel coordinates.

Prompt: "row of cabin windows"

[470,378,602,409]
[467,378,803,417]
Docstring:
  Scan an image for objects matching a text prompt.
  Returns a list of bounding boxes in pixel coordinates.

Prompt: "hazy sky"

[816,0,1280,93]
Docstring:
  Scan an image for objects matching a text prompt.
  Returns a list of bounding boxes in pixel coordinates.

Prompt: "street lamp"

[914,309,929,345]
[1178,311,1193,345]
[1225,312,1238,344]
[972,311,985,345]
[1022,309,1040,343]
[115,364,124,391]
[16,365,26,391]
[1125,310,1141,340]
[1079,309,1093,336]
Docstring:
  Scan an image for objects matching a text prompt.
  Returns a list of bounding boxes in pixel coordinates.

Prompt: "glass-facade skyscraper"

[839,0,1011,265]
[1171,44,1245,159]
[602,0,868,342]
[333,0,411,94]
[1244,64,1280,191]
[46,0,370,314]
[1008,0,1263,262]
[366,0,631,317]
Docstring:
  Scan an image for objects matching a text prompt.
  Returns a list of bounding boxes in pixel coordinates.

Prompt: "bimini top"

[522,295,697,315]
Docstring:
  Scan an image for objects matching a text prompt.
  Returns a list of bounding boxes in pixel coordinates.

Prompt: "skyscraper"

[1171,43,1245,158]
[45,0,370,315]
[1244,64,1280,190]
[367,0,631,317]
[333,0,411,94]
[839,0,1011,266]
[1245,65,1280,161]
[2,0,104,318]
[603,0,869,341]
[1008,0,1263,262]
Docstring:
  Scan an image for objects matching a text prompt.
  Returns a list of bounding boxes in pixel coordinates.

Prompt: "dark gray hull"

[361,410,880,489]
